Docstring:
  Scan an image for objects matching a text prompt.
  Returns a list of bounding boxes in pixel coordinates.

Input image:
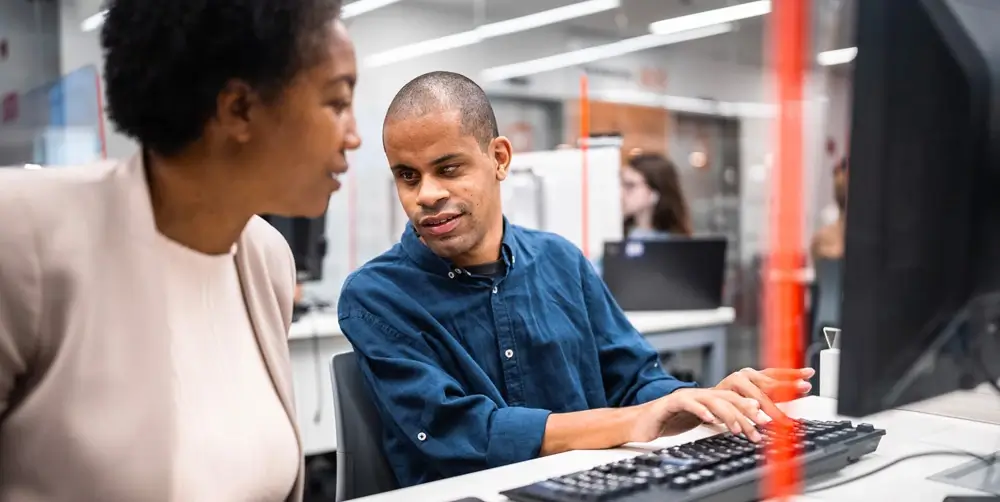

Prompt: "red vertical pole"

[764,0,809,499]
[579,74,591,258]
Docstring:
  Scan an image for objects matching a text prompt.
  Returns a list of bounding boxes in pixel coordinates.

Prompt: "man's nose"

[416,176,448,209]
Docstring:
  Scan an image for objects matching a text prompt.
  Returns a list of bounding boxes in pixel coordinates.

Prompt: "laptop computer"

[601,237,727,311]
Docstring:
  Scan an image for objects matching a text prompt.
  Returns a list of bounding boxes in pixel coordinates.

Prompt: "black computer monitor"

[838,0,1000,419]
[261,214,328,283]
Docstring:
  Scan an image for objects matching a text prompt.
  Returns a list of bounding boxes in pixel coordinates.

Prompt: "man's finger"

[711,394,760,440]
[759,368,815,381]
[716,391,765,441]
[743,369,813,397]
[760,379,812,401]
[730,378,788,422]
[679,399,718,425]
[702,396,749,437]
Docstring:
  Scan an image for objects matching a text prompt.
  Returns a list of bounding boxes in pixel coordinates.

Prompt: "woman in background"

[621,152,694,240]
[811,156,849,260]
[0,0,359,500]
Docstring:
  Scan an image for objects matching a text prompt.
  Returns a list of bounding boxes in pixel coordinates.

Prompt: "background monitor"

[838,0,1000,419]
[262,214,328,283]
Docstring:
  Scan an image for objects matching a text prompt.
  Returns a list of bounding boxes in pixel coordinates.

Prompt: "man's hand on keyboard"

[713,368,815,422]
[631,388,767,443]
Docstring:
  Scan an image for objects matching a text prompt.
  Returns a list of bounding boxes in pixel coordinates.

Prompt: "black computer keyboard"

[502,419,886,502]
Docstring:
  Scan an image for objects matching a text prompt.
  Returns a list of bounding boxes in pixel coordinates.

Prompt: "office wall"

[0,0,60,96]
[816,71,853,225]
[0,0,62,164]
[57,0,135,160]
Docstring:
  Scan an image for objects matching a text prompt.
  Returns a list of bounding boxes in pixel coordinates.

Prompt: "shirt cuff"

[633,378,698,406]
[486,407,552,468]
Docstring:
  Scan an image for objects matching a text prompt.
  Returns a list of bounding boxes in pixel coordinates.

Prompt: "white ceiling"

[400,0,856,68]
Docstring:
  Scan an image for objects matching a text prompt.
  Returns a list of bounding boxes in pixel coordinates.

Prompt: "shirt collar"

[401,216,519,277]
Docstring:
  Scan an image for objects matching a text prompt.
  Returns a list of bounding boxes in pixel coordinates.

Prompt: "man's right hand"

[629,388,767,443]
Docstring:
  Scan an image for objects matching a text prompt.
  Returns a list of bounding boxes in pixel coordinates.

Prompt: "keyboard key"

[668,476,690,490]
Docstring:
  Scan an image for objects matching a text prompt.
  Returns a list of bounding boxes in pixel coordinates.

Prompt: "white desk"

[351,395,1000,502]
[898,382,1000,425]
[288,307,736,456]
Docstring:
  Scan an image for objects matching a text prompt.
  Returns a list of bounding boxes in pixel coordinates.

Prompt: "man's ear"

[491,136,513,181]
[214,79,260,145]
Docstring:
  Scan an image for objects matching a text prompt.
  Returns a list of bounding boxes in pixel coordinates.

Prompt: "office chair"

[330,352,399,501]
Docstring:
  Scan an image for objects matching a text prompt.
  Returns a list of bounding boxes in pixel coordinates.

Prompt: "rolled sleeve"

[633,377,697,406]
[486,406,551,467]
[339,308,551,482]
[578,253,694,407]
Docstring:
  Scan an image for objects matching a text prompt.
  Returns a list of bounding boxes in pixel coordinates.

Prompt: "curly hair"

[101,0,343,156]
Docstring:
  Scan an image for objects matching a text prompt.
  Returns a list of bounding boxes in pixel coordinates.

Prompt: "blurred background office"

[0,0,855,341]
[0,0,857,499]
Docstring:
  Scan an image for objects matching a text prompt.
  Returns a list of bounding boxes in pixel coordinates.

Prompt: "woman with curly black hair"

[0,0,358,500]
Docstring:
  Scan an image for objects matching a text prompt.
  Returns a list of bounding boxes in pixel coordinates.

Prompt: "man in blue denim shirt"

[338,71,814,487]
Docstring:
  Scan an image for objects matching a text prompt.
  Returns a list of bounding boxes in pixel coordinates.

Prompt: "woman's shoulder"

[240,216,297,330]
[0,160,121,232]
[241,216,296,285]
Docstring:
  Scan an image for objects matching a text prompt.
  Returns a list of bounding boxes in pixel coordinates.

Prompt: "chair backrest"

[330,352,399,501]
[811,258,844,340]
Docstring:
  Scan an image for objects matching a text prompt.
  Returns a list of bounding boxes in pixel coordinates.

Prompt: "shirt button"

[492,286,498,294]
[504,349,514,359]
[448,272,455,279]
[417,432,427,441]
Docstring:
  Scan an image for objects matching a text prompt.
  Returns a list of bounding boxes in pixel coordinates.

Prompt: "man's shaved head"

[385,71,499,150]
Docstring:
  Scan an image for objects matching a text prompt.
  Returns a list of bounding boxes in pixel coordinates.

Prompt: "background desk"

[288,307,736,456]
[350,395,1000,502]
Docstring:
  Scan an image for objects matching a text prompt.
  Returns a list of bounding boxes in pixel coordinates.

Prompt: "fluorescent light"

[480,1,769,82]
[367,31,483,68]
[649,0,771,35]
[80,10,107,32]
[817,46,857,66]
[365,0,620,68]
[592,89,776,118]
[481,23,733,82]
[341,0,404,19]
[77,1,394,33]
[476,0,619,38]
[23,164,43,170]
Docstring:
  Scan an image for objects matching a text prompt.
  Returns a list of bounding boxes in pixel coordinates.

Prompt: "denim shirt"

[337,219,694,487]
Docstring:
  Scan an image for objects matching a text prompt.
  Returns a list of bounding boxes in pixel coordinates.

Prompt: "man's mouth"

[423,215,460,227]
[420,214,463,237]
